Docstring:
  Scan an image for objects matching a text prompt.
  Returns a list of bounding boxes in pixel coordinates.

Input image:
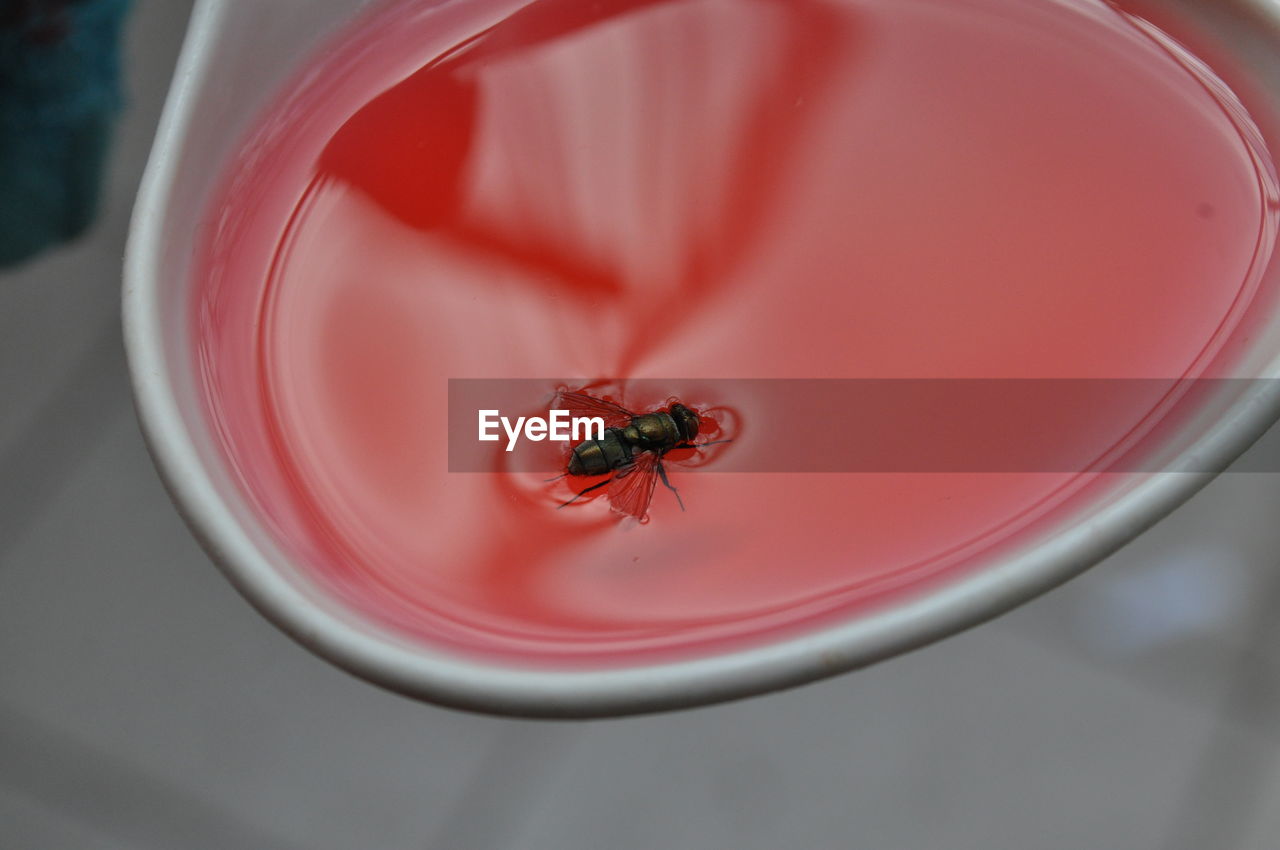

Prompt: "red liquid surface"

[196,0,1279,666]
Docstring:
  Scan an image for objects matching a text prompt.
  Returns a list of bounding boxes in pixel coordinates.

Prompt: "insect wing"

[554,389,635,430]
[607,452,660,520]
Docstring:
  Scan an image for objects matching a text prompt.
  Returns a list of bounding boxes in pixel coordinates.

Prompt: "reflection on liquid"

[197,0,1280,665]
[320,0,851,375]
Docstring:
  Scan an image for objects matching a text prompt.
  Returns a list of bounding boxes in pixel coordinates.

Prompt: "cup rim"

[123,0,1280,718]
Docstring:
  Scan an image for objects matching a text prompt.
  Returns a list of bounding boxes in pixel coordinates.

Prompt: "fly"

[551,389,729,521]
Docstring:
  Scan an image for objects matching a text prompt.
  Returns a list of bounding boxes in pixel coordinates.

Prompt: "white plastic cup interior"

[125,0,1280,717]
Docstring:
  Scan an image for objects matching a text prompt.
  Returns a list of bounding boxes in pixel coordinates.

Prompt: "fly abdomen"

[568,428,634,476]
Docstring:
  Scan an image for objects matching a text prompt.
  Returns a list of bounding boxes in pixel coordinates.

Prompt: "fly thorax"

[629,413,678,448]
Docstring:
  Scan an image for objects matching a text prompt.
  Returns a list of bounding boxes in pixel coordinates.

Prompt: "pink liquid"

[195,0,1280,666]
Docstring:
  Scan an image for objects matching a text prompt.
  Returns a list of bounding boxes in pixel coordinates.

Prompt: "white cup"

[124,0,1280,717]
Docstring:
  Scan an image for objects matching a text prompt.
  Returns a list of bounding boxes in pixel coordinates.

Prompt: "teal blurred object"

[0,0,132,268]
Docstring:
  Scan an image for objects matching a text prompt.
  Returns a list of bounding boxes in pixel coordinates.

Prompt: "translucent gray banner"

[447,379,1280,473]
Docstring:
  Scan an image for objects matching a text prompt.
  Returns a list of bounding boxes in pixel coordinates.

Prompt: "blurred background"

[5,1,1280,848]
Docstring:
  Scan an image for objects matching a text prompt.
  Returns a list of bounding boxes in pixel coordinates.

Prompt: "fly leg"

[674,438,733,450]
[558,475,613,509]
[655,460,685,512]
